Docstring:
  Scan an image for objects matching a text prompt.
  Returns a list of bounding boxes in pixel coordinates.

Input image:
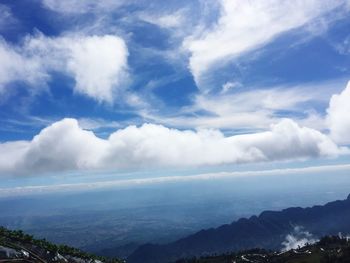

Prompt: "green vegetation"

[0,226,123,262]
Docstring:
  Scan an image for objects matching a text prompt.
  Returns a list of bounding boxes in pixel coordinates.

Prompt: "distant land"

[2,172,349,259]
[2,226,350,263]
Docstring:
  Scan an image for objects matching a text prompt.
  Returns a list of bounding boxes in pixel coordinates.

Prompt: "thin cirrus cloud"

[142,80,345,131]
[137,8,188,29]
[0,33,129,103]
[2,163,350,197]
[0,4,18,29]
[0,117,345,176]
[183,0,348,86]
[41,0,126,14]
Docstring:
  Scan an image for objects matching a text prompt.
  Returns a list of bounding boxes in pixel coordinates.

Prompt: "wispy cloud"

[142,79,347,131]
[0,37,49,95]
[0,4,18,30]
[183,0,349,87]
[41,0,127,15]
[137,8,188,29]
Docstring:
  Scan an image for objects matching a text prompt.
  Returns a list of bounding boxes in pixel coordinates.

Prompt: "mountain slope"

[128,194,350,263]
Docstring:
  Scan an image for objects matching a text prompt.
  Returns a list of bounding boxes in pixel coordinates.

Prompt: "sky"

[0,0,350,195]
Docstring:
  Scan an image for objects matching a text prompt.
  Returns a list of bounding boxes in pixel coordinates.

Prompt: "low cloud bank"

[0,117,345,176]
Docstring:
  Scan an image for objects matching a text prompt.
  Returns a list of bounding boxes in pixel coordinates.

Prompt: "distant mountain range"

[128,194,350,263]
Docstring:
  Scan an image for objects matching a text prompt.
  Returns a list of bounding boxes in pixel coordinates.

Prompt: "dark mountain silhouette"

[128,194,350,263]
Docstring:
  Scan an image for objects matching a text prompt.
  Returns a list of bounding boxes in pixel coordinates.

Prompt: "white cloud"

[0,117,345,176]
[184,0,347,85]
[138,9,187,29]
[196,88,312,113]
[66,35,129,102]
[282,226,317,251]
[327,81,350,144]
[0,33,129,103]
[143,81,338,131]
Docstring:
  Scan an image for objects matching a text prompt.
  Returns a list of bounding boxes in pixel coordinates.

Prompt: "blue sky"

[0,0,350,194]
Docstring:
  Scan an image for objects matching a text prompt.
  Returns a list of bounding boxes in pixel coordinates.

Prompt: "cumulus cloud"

[0,118,344,176]
[327,81,350,144]
[282,226,317,251]
[184,0,347,84]
[0,33,129,102]
[64,35,128,102]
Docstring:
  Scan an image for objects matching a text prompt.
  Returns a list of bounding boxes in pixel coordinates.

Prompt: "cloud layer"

[0,33,128,102]
[0,117,344,176]
[2,163,350,197]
